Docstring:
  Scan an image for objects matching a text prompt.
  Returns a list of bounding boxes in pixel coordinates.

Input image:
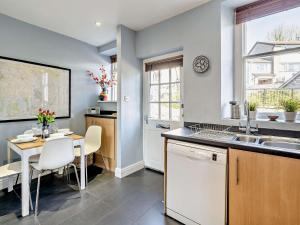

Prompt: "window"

[108,55,117,101]
[280,63,300,72]
[111,56,117,101]
[149,67,181,121]
[241,6,300,111]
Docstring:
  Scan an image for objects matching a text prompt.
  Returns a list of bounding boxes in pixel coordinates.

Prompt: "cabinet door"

[229,149,300,225]
[86,117,94,129]
[92,118,115,159]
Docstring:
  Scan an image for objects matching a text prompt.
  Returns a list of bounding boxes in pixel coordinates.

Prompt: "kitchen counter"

[162,126,300,159]
[85,113,117,119]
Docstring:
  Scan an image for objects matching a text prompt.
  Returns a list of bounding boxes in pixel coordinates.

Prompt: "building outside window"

[240,6,300,118]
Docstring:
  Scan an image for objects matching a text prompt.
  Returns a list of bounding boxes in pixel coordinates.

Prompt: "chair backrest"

[85,125,102,153]
[38,137,74,170]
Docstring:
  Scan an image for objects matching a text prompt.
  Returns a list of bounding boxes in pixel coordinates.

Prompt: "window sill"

[222,118,300,131]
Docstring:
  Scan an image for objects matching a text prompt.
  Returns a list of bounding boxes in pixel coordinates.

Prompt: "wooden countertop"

[8,134,83,150]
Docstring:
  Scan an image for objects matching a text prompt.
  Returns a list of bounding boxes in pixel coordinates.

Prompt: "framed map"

[0,56,71,122]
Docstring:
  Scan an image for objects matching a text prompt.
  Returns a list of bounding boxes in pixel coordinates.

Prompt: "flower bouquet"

[87,65,116,101]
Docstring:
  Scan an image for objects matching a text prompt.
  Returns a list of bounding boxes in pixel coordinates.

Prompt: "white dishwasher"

[166,140,227,225]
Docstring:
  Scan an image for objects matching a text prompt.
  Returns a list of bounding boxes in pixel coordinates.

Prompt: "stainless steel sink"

[233,135,300,151]
[258,136,300,144]
[261,141,300,150]
[234,135,258,143]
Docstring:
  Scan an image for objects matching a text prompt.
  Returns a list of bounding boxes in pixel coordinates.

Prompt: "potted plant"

[37,108,56,138]
[280,98,299,122]
[248,101,258,120]
[87,65,116,101]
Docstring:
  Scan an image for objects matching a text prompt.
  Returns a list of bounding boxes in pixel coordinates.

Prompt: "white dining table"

[7,134,86,217]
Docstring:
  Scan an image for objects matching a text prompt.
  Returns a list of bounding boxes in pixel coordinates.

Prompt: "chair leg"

[12,173,33,211]
[62,166,65,179]
[70,164,81,194]
[85,155,88,186]
[63,166,69,184]
[35,173,42,217]
[101,152,108,170]
[67,165,70,184]
[29,169,34,211]
[15,174,19,185]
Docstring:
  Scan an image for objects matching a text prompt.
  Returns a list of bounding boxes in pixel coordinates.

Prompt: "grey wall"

[136,0,234,124]
[0,14,109,165]
[117,25,143,169]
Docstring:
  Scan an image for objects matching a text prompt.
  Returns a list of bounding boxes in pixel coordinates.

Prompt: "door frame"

[142,51,184,170]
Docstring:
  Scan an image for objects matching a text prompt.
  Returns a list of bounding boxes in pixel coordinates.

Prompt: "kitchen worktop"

[85,110,117,119]
[162,126,300,159]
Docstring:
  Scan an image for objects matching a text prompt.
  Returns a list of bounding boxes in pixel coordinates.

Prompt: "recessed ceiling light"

[95,22,102,27]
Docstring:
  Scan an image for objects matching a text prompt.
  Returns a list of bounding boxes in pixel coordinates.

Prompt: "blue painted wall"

[0,14,109,164]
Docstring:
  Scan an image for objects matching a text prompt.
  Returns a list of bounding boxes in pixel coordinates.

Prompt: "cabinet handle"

[236,157,239,185]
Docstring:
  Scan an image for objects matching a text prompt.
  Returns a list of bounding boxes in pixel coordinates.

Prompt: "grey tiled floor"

[0,168,181,225]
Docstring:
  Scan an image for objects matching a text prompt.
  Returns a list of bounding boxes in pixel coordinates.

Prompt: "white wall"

[0,14,109,164]
[136,0,233,124]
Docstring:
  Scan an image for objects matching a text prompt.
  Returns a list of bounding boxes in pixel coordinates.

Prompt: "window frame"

[235,22,300,109]
[110,59,117,102]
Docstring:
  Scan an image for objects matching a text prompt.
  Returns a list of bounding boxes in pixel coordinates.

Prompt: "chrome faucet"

[244,100,251,135]
[239,100,258,135]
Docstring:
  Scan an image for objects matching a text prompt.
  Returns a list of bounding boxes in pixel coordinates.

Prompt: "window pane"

[160,69,169,83]
[160,85,169,102]
[171,103,181,121]
[171,67,180,82]
[160,103,169,120]
[150,85,159,102]
[149,103,159,120]
[244,8,300,111]
[150,70,159,84]
[245,7,300,55]
[171,83,180,102]
[245,52,300,109]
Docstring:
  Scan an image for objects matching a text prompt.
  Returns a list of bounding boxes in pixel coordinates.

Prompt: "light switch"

[123,96,129,102]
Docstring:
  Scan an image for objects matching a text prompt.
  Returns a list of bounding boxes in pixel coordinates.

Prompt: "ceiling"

[0,0,211,47]
[223,0,256,7]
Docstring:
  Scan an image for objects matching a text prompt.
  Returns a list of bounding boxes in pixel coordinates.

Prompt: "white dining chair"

[0,161,33,210]
[74,125,105,185]
[30,137,80,216]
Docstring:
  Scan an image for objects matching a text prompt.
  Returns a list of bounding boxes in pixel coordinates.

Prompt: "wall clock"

[193,55,209,73]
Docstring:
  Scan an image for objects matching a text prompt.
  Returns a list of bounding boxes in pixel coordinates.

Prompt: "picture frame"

[0,56,71,123]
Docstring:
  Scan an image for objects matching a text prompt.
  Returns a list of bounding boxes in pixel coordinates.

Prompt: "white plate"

[58,129,70,133]
[64,131,74,136]
[11,137,38,144]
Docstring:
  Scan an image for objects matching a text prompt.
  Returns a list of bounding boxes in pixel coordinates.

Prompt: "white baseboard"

[115,160,144,178]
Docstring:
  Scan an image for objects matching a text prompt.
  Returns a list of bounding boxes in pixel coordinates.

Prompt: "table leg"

[80,140,86,190]
[7,144,13,163]
[21,155,30,217]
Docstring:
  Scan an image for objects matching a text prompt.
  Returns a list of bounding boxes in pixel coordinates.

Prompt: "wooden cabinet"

[86,116,117,171]
[229,148,300,225]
